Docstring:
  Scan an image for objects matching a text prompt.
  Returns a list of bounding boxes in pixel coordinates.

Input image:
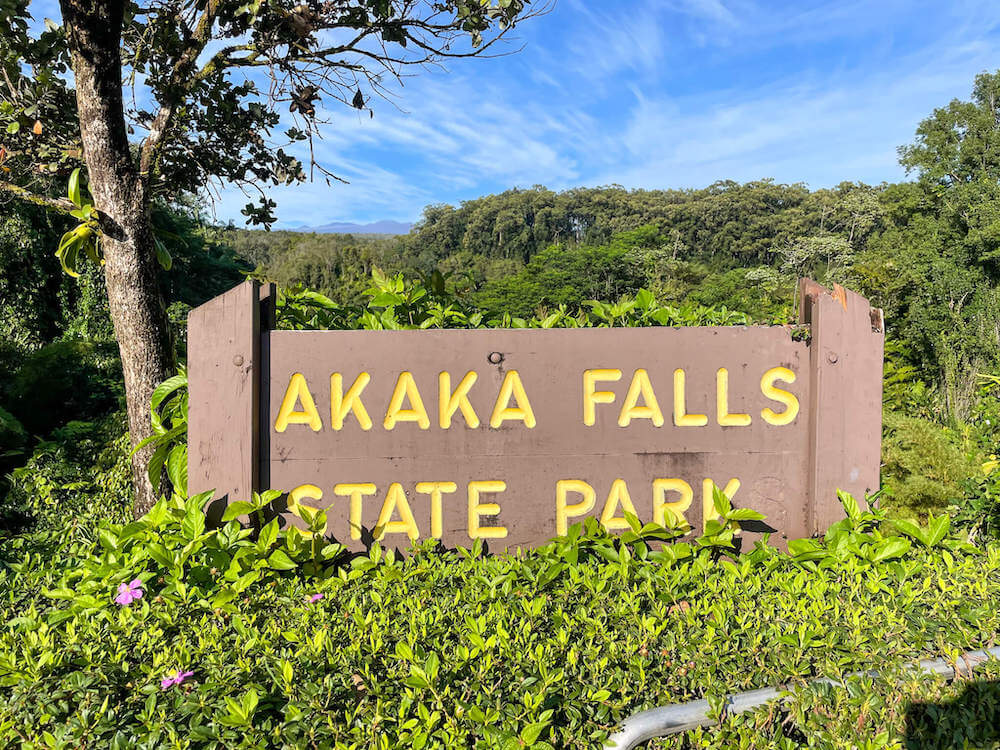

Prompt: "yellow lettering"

[289,483,323,508]
[652,478,693,529]
[439,371,480,429]
[384,372,430,430]
[334,482,377,540]
[583,369,622,426]
[374,482,420,541]
[490,370,536,428]
[599,478,638,532]
[618,369,664,427]
[555,479,596,535]
[274,373,323,432]
[416,481,458,538]
[716,368,752,426]
[760,366,800,425]
[467,480,508,539]
[673,369,708,427]
[330,372,373,430]
[702,478,741,529]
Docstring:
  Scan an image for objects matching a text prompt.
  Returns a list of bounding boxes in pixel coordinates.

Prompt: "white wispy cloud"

[587,27,1000,190]
[205,0,1000,224]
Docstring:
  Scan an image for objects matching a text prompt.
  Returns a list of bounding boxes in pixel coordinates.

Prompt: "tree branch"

[138,0,223,181]
[0,179,76,214]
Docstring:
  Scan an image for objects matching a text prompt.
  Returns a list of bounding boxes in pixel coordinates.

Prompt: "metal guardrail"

[605,646,1000,749]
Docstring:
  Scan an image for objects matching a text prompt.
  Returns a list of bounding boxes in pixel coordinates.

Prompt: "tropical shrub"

[5,339,123,438]
[1,414,132,532]
[1,488,999,748]
[880,411,976,516]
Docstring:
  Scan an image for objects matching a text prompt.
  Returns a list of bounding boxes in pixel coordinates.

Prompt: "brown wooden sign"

[188,279,884,550]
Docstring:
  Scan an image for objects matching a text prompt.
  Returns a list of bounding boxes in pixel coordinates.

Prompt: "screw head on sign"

[233,354,245,367]
[488,351,504,365]
[827,352,838,364]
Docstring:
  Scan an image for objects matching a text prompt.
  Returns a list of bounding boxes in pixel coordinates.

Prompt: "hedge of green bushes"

[2,485,1000,748]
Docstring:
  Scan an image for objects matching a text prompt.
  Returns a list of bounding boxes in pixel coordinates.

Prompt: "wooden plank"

[187,281,261,521]
[800,278,884,533]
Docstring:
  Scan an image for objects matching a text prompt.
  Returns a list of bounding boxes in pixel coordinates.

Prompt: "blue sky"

[31,0,1000,227]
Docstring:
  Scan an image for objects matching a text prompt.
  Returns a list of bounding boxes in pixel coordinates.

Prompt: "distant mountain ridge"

[281,219,413,235]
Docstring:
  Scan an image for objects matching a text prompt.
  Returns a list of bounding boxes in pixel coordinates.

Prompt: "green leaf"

[927,513,950,547]
[146,443,168,488]
[145,543,174,569]
[624,511,642,533]
[222,501,255,522]
[404,665,430,690]
[68,168,82,207]
[891,518,927,546]
[212,588,238,608]
[150,374,187,413]
[258,518,279,551]
[869,537,911,563]
[55,229,83,278]
[267,549,296,570]
[520,721,549,745]
[837,489,861,523]
[166,444,187,496]
[181,505,205,541]
[424,651,439,681]
[711,484,732,516]
[634,288,654,310]
[153,235,172,270]
[788,538,826,561]
[241,689,259,717]
[144,498,169,527]
[97,528,119,551]
[727,508,766,522]
[118,520,148,541]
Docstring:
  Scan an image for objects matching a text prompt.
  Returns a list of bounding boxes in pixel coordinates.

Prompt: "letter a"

[275,373,322,432]
[490,370,536,428]
[384,372,430,430]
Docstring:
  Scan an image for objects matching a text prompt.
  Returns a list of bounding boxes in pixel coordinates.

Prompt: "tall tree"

[899,70,1000,187]
[0,0,546,514]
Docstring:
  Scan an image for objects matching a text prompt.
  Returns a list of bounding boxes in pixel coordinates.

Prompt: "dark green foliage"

[236,229,393,305]
[472,227,651,316]
[683,266,795,324]
[0,199,78,351]
[152,209,251,310]
[0,198,246,493]
[899,70,1000,189]
[406,181,822,267]
[5,339,123,438]
[0,406,26,458]
[1,413,132,533]
[0,406,27,495]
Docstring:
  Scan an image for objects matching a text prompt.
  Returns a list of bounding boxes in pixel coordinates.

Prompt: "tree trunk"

[60,0,174,515]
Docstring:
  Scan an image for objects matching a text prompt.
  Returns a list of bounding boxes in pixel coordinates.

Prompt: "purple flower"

[114,578,144,606]
[160,669,194,690]
[306,593,324,604]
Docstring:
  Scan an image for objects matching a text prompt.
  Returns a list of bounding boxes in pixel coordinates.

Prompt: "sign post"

[188,279,883,549]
